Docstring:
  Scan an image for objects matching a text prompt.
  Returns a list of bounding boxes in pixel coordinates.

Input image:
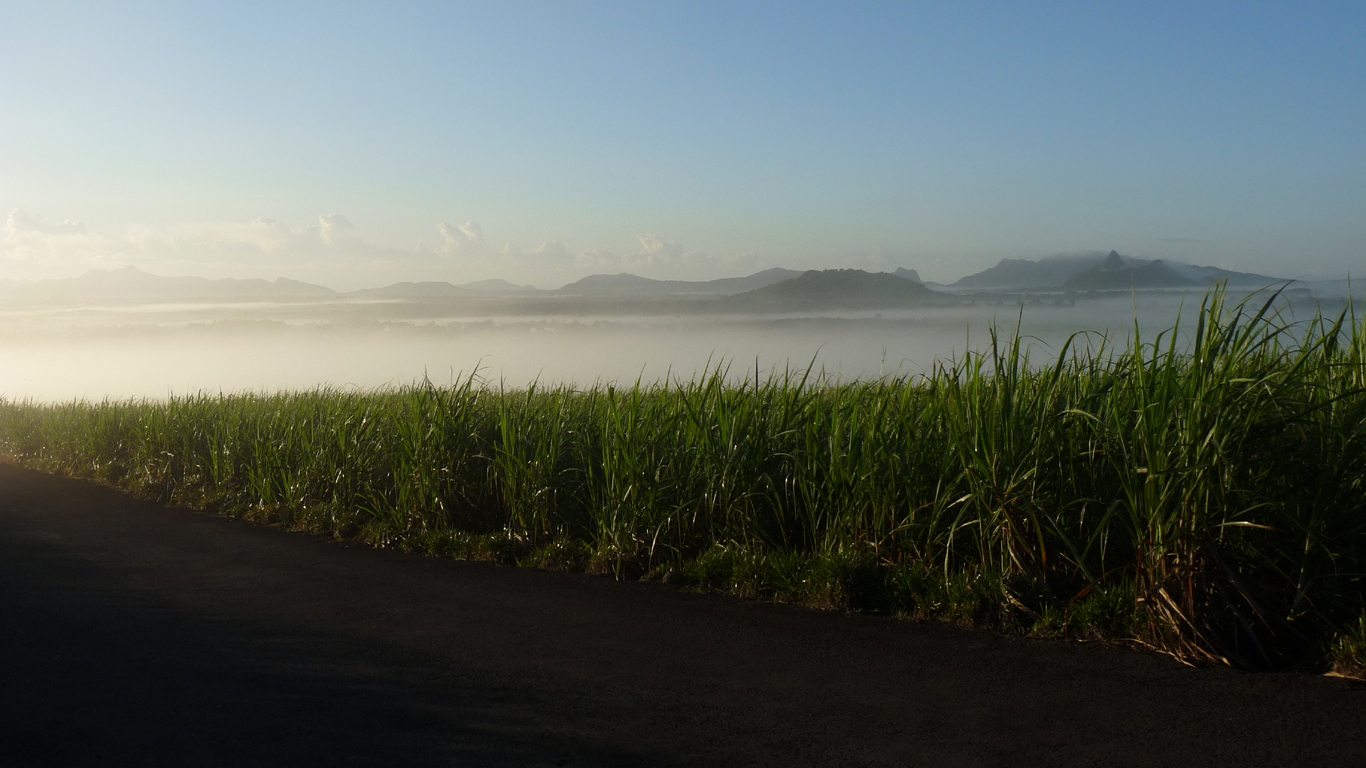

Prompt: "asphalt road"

[1,464,1361,767]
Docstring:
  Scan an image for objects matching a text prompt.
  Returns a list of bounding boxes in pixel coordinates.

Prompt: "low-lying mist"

[0,291,1328,402]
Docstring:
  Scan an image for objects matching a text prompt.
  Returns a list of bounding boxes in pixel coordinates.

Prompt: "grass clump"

[1,288,1364,671]
[1330,613,1366,679]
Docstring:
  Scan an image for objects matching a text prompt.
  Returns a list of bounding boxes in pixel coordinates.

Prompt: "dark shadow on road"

[1,465,1362,767]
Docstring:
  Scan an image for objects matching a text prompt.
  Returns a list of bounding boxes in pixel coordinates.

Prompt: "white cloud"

[436,223,463,248]
[0,209,768,288]
[458,221,483,242]
[0,209,423,285]
[635,234,684,264]
[318,213,354,244]
[436,220,486,256]
[5,209,88,237]
[3,208,124,271]
[534,240,569,258]
[615,233,721,272]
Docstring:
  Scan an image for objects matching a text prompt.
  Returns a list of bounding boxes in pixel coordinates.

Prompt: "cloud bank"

[0,209,828,289]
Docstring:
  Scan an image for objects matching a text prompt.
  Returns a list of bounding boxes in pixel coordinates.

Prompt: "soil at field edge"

[0,464,1361,767]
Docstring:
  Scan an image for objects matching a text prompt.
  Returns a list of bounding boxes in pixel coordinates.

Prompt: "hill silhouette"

[1063,252,1197,291]
[0,266,334,306]
[352,278,540,299]
[554,268,801,297]
[952,251,1280,292]
[732,269,944,310]
[951,253,1112,290]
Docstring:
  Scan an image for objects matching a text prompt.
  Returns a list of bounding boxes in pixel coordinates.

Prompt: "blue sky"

[1,1,1362,288]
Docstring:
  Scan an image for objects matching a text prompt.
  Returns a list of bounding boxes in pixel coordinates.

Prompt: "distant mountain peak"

[1097,251,1126,271]
[1064,257,1197,291]
[456,278,538,293]
[951,250,1279,292]
[79,265,155,282]
[734,268,944,310]
[553,268,802,297]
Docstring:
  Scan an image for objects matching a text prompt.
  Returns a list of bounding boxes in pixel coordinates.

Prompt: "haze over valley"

[4,251,1348,402]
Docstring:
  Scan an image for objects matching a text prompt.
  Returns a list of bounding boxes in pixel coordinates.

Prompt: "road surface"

[1,464,1361,767]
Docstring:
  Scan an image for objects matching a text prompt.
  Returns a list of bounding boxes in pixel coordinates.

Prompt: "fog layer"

[1,292,1313,402]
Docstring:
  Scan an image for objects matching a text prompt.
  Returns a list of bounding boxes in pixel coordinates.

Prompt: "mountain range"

[951,251,1279,292]
[0,266,335,305]
[0,253,1285,311]
[352,278,540,299]
[550,268,804,297]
